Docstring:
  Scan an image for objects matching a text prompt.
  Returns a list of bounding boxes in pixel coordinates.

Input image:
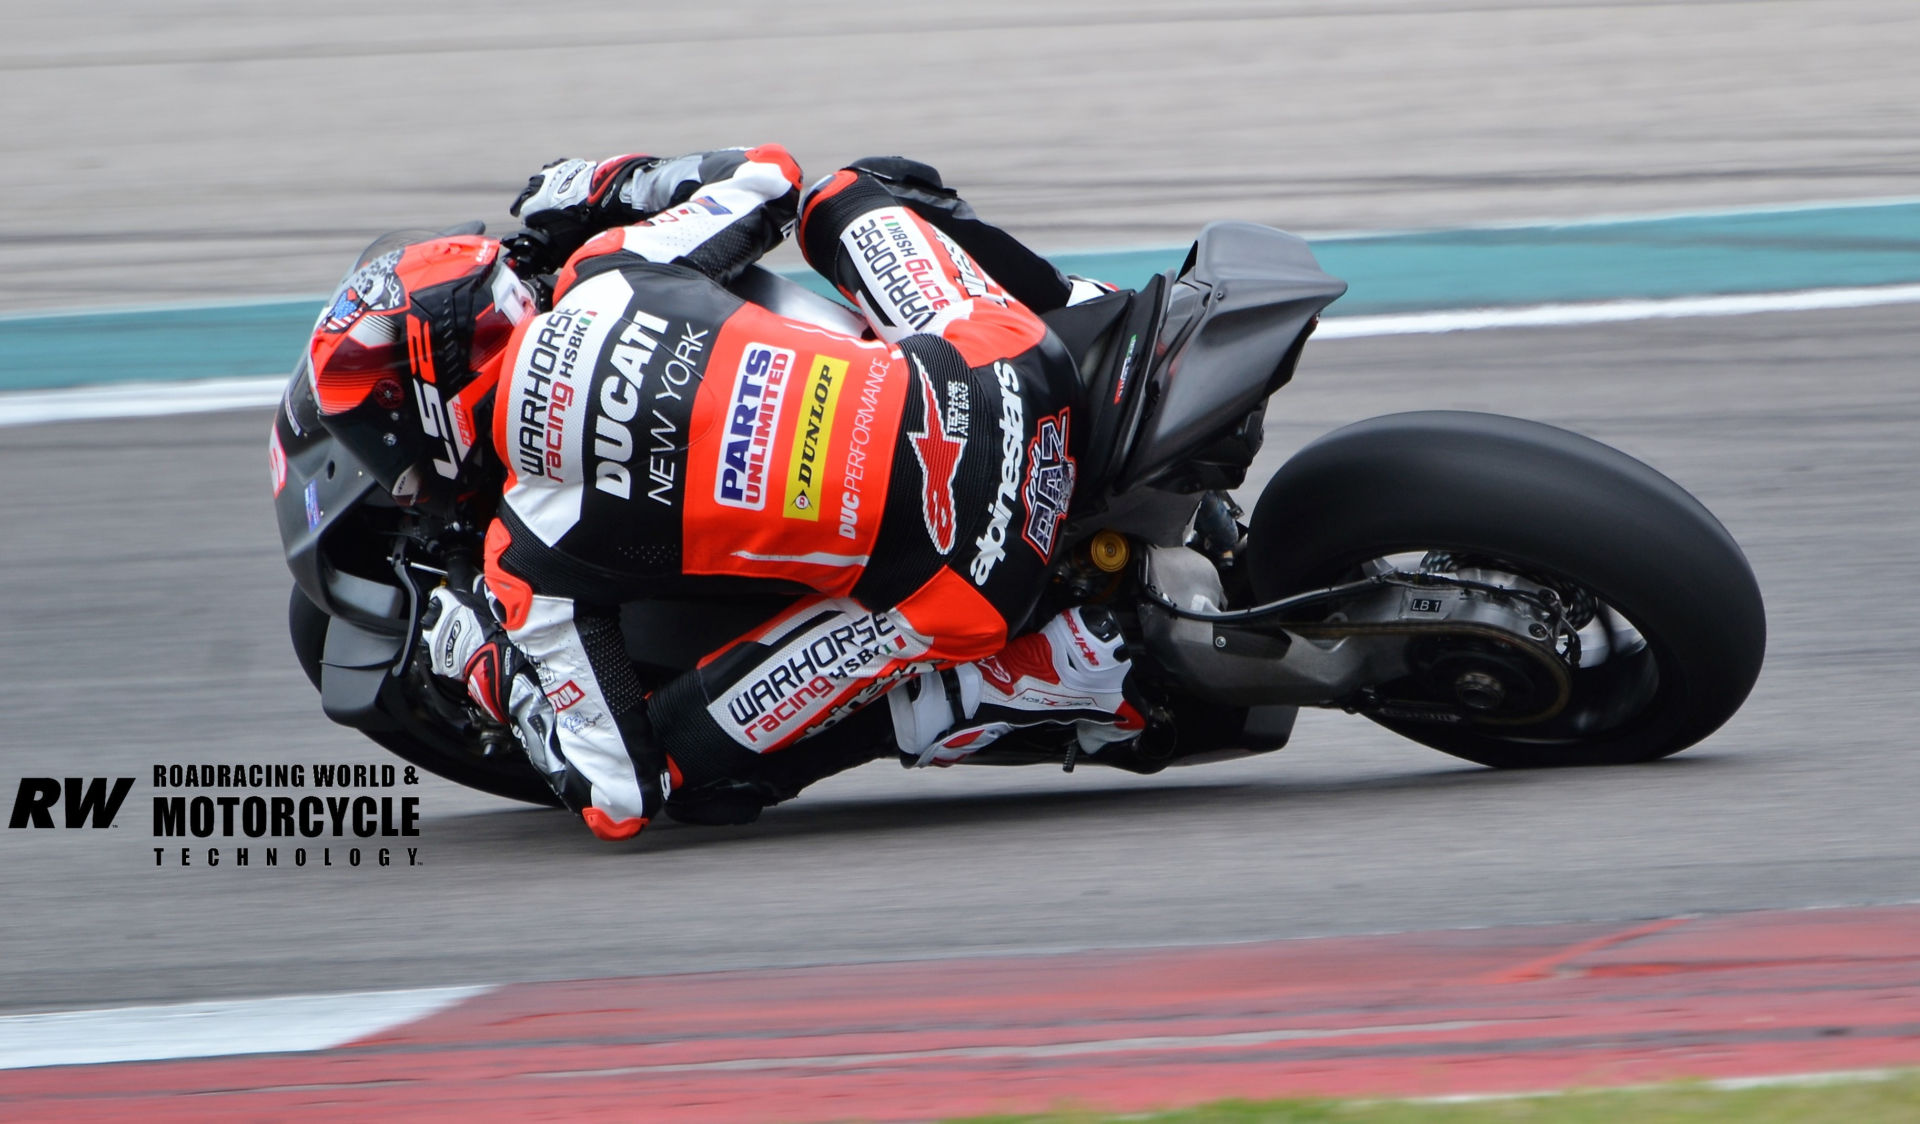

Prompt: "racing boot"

[889,606,1145,766]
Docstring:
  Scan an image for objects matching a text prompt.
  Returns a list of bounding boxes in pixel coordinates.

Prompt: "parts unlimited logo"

[8,762,427,870]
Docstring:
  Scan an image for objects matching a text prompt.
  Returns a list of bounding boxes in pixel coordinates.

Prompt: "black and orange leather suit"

[484,147,1091,838]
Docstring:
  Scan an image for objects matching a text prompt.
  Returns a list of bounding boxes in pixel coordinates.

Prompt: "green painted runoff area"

[4,201,1917,392]
[945,1071,1920,1123]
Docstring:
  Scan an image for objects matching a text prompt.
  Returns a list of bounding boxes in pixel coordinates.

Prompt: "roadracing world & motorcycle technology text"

[8,761,428,870]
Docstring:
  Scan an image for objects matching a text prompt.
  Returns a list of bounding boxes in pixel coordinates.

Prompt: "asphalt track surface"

[3,301,1917,1017]
[3,0,1919,1035]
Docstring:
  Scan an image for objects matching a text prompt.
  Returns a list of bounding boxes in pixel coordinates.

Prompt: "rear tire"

[1246,412,1764,766]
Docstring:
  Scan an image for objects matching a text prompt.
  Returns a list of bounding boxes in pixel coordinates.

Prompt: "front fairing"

[272,362,407,631]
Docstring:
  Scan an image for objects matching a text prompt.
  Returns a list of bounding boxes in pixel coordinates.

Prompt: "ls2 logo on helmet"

[715,344,793,510]
[414,378,462,479]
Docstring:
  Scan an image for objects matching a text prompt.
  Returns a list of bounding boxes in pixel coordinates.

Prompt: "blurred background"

[2,0,1917,1054]
[5,0,1915,311]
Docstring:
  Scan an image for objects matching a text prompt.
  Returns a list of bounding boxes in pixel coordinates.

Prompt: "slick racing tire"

[289,586,565,807]
[1246,411,1765,767]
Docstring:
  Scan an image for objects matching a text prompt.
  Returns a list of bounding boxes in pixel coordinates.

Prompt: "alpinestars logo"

[1022,409,1076,560]
[907,356,967,554]
[715,344,794,510]
[320,250,405,334]
[969,361,1026,585]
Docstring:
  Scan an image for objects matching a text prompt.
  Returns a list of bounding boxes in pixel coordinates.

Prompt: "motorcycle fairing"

[273,366,405,630]
[1113,221,1347,493]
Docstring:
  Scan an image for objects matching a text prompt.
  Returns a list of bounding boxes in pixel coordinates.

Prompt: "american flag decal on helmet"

[320,250,407,334]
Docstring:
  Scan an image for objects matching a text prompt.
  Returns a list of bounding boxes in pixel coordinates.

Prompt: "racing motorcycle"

[273,220,1766,811]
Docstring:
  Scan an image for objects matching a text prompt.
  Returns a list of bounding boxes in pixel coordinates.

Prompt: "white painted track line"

[7,283,1920,428]
[1313,284,1920,339]
[0,986,490,1070]
[0,375,288,428]
[1406,1067,1908,1105]
[524,1019,1504,1081]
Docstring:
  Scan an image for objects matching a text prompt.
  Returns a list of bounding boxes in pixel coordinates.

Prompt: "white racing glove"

[419,586,560,775]
[509,158,597,222]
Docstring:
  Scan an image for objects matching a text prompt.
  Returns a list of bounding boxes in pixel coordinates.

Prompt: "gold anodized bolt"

[1088,531,1130,573]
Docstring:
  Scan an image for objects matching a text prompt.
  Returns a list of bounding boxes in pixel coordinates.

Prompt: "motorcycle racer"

[306,146,1141,840]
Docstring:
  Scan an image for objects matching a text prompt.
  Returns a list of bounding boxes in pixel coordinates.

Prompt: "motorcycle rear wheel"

[1246,411,1764,767]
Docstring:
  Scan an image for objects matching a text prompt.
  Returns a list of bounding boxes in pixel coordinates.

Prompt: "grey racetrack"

[3,1,1918,1014]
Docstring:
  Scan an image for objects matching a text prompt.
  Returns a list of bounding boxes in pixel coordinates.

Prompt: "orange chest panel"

[680,306,907,592]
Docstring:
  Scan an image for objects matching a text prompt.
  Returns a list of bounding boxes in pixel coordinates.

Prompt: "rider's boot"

[889,606,1145,766]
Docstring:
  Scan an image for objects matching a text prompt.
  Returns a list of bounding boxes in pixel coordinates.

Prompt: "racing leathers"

[472,146,1134,839]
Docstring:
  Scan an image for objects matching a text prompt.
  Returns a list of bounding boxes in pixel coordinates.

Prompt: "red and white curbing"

[1,905,1918,1121]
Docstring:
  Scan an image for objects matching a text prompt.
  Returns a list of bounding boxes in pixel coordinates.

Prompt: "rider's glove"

[509,158,598,223]
[419,586,556,768]
[508,154,659,266]
[510,150,784,261]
